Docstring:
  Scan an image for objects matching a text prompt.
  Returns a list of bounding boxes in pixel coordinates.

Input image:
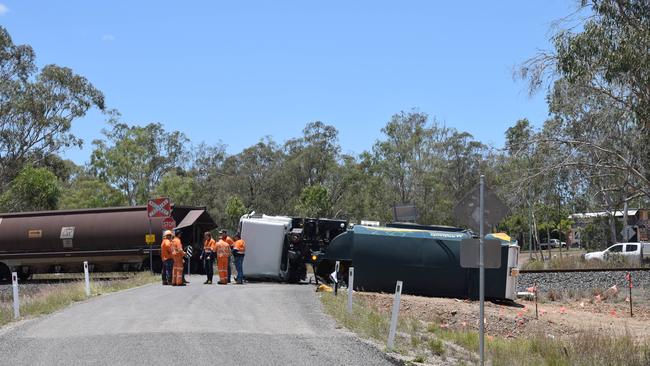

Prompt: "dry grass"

[0,272,157,327]
[320,290,650,365]
[522,254,648,271]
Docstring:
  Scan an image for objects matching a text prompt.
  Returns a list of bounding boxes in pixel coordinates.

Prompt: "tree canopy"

[1,5,648,252]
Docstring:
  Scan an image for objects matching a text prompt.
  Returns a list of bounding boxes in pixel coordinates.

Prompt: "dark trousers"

[204,257,215,282]
[163,259,173,283]
[227,256,233,282]
[234,254,244,283]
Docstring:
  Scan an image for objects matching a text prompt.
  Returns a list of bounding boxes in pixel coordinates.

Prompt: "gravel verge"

[518,270,650,293]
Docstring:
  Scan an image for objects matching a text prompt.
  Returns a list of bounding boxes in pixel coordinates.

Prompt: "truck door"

[604,244,623,261]
[623,243,639,264]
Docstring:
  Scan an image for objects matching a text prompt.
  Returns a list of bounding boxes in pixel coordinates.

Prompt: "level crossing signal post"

[146,197,172,274]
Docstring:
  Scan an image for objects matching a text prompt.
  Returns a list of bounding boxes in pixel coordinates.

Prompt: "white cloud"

[102,34,116,42]
[0,4,9,15]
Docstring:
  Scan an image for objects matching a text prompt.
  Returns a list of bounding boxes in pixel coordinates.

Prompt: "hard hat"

[163,230,173,237]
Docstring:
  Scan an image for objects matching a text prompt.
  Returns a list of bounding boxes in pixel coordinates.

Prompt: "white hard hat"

[163,230,173,237]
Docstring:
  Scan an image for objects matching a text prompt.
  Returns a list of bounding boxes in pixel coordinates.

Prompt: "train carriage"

[0,205,217,281]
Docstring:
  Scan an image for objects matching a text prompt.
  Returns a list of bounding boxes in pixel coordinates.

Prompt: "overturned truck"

[319,224,520,301]
[240,215,520,301]
[239,214,346,283]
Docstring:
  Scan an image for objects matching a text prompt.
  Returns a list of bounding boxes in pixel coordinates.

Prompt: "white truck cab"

[584,242,650,263]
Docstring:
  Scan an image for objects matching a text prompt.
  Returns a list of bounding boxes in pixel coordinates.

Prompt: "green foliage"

[581,216,622,250]
[59,177,127,209]
[154,171,196,206]
[428,338,445,356]
[515,0,650,241]
[296,185,331,218]
[90,112,189,205]
[0,165,60,211]
[224,195,247,232]
[0,26,104,186]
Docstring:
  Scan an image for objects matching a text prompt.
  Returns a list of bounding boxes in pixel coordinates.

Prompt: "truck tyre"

[287,263,306,284]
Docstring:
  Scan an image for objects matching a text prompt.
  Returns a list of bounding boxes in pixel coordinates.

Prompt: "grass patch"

[522,254,649,271]
[0,272,157,328]
[320,291,650,365]
[428,338,445,356]
[320,289,390,343]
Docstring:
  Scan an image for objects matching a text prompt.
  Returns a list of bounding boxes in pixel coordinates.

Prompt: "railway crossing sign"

[185,245,193,258]
[162,217,176,230]
[453,183,508,233]
[621,226,635,241]
[147,198,172,218]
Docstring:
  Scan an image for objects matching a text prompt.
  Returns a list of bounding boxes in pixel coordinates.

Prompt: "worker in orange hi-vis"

[232,233,246,284]
[171,230,186,286]
[160,230,174,285]
[220,230,235,283]
[215,235,231,285]
[201,231,217,284]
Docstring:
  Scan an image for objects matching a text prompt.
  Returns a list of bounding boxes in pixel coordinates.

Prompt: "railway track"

[520,267,650,274]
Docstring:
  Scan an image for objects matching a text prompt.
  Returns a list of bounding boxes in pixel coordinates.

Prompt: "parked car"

[584,242,650,263]
[540,239,567,250]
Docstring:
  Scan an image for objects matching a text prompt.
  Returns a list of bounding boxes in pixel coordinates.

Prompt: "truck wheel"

[287,264,306,284]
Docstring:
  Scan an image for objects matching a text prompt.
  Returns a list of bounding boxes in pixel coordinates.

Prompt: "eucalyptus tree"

[0,26,104,186]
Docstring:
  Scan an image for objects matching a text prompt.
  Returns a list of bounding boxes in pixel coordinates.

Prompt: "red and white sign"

[162,217,176,230]
[147,198,172,218]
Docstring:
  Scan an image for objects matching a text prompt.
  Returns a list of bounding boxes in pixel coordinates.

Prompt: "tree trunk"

[609,213,617,244]
[623,200,629,241]
[532,210,544,262]
[546,225,552,261]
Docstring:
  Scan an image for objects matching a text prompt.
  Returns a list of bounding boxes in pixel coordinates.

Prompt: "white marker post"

[347,267,355,314]
[479,175,485,366]
[333,261,340,296]
[12,272,19,319]
[387,280,403,349]
[83,261,91,297]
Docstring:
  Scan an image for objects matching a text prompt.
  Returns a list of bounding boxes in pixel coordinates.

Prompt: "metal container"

[321,225,519,301]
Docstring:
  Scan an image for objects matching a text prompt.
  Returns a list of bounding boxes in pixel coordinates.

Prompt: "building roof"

[569,210,640,220]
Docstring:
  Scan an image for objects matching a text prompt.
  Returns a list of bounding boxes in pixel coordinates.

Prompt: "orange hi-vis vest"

[204,238,216,253]
[216,239,231,258]
[160,238,173,261]
[171,237,185,264]
[225,236,234,249]
[233,239,246,255]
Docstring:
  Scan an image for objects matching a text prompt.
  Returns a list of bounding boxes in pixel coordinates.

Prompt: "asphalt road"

[0,275,395,366]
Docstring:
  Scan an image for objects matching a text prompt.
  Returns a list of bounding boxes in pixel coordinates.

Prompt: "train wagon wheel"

[17,271,32,281]
[0,262,11,284]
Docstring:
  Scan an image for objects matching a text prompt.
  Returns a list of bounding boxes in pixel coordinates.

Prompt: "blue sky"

[0,1,576,163]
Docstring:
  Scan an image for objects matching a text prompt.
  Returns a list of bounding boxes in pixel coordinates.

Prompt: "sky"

[0,1,577,164]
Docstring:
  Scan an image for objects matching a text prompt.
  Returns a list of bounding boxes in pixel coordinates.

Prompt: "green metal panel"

[325,225,513,300]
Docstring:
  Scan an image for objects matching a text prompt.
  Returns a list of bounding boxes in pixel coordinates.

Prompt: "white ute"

[584,242,650,264]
